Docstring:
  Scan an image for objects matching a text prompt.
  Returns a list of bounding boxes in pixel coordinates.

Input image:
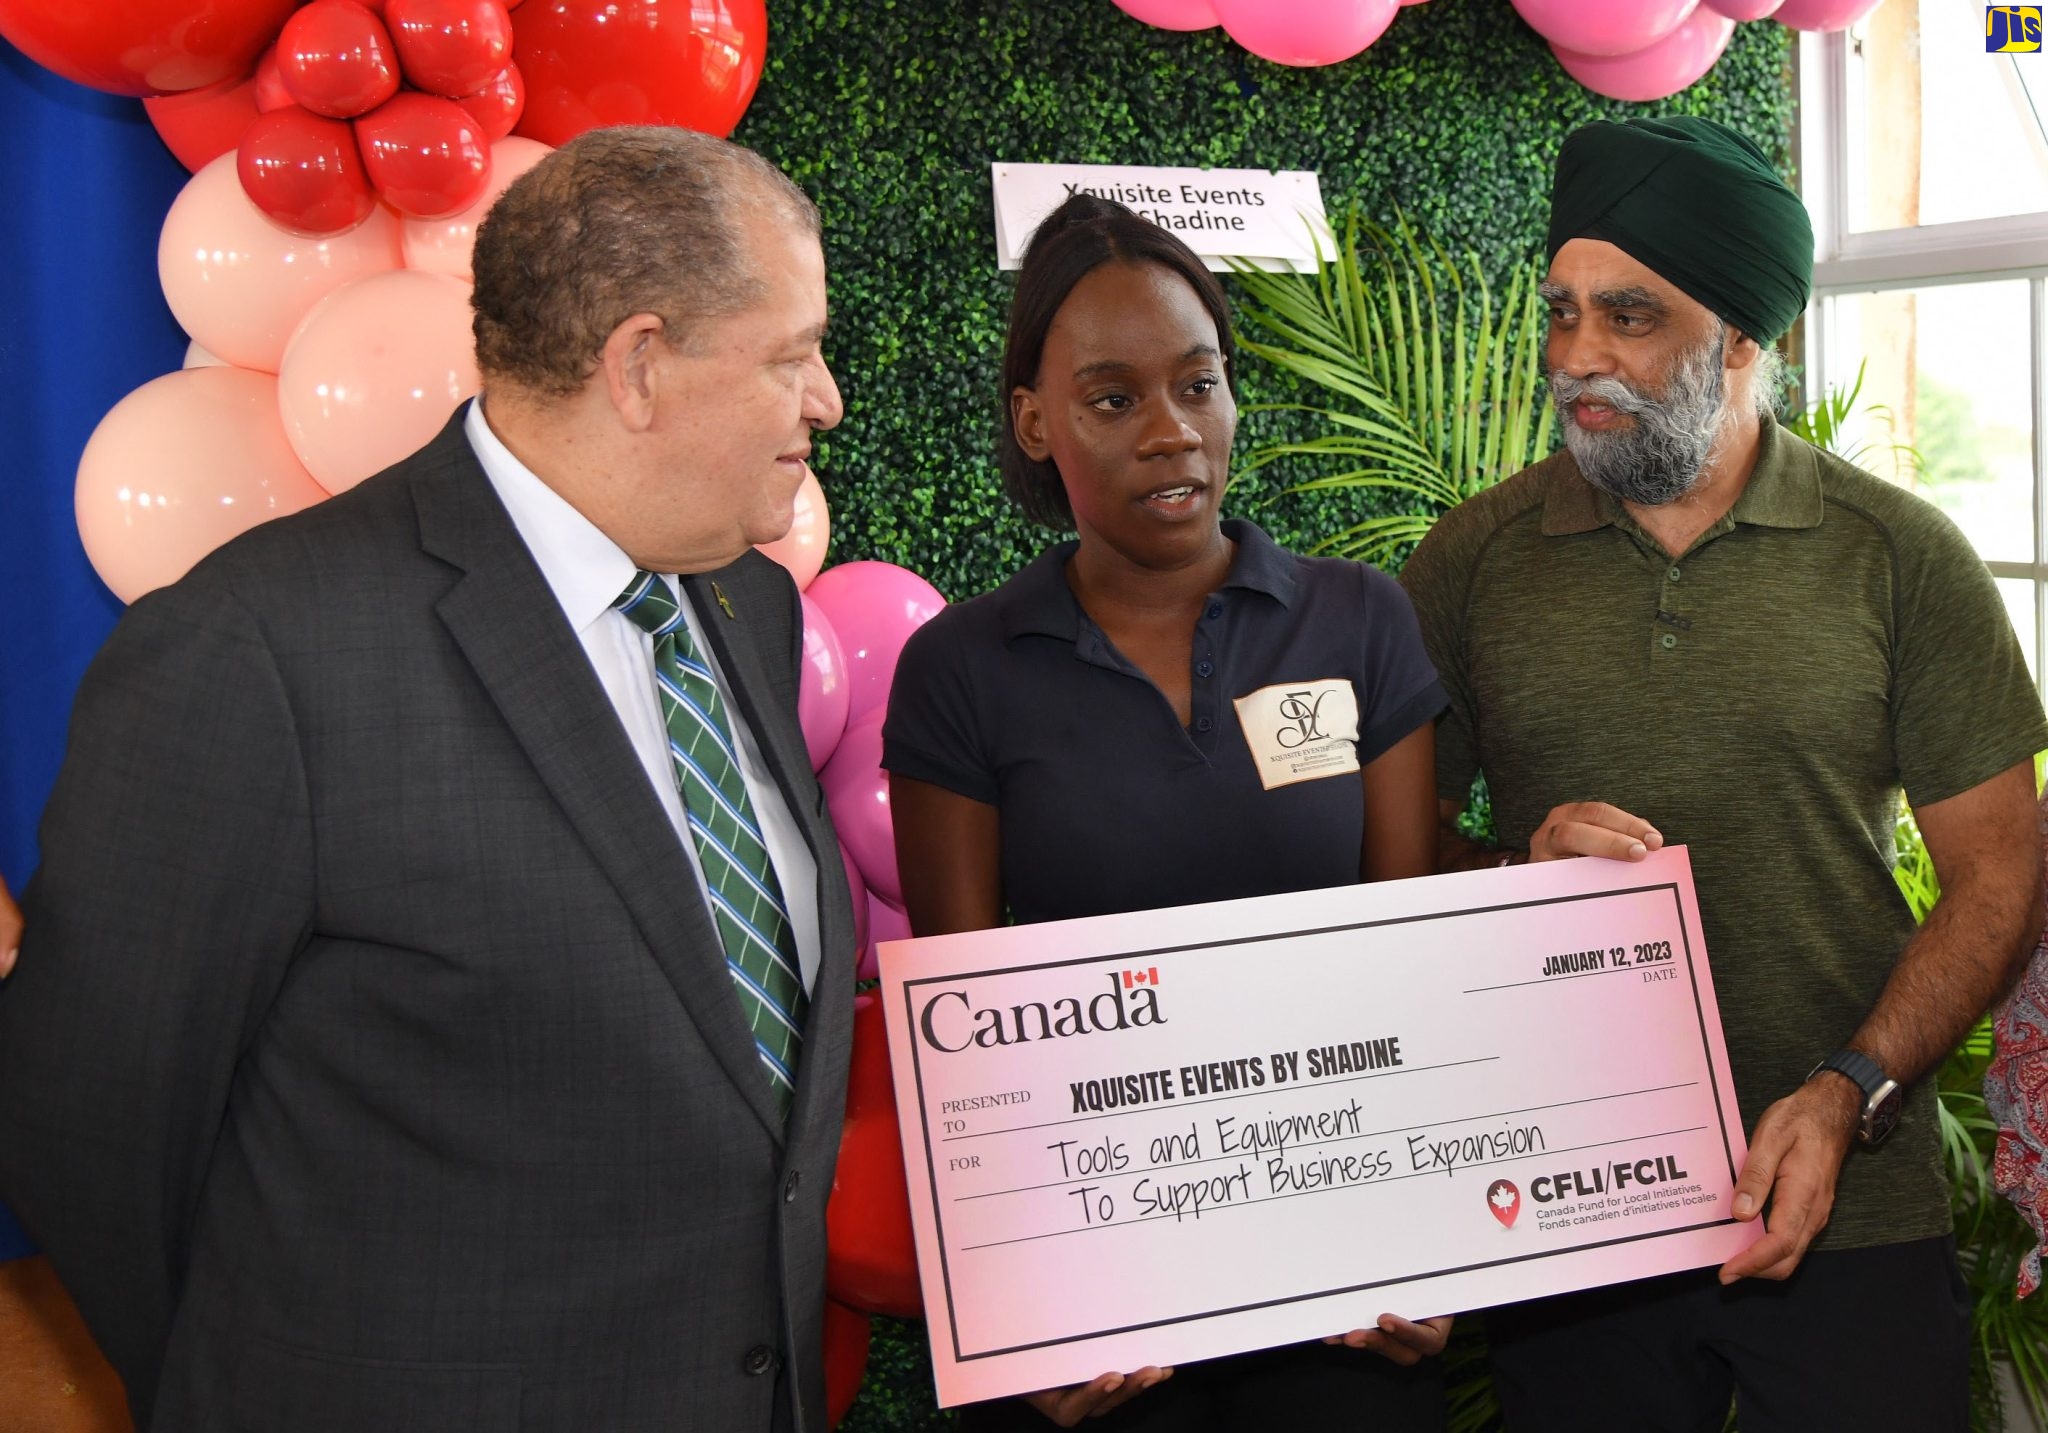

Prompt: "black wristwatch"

[1806,1049,1903,1146]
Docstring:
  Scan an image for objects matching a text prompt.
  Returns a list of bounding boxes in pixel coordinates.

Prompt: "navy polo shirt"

[881,520,1447,926]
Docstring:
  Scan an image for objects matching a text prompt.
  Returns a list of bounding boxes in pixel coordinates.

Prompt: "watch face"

[1866,1082,1904,1145]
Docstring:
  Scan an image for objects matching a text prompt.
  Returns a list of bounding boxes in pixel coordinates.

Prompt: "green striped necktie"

[614,570,807,1120]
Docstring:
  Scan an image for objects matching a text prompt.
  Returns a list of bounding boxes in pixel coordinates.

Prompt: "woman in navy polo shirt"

[882,195,1452,1431]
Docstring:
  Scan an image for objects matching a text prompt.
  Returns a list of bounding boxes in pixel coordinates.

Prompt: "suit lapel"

[412,413,789,1142]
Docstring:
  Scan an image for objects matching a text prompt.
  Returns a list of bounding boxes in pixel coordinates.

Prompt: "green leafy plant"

[1228,210,1555,569]
[1783,358,1922,483]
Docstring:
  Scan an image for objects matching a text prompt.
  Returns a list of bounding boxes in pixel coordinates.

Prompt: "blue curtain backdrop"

[0,39,192,1259]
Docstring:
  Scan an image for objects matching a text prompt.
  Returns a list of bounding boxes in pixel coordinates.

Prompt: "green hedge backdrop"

[733,2,1796,1425]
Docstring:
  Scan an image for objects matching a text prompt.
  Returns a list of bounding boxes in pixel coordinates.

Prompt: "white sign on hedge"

[991,162,1333,273]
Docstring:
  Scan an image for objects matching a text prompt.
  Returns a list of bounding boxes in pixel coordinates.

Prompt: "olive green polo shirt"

[1400,420,2048,1250]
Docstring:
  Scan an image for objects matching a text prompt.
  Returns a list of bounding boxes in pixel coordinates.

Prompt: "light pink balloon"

[804,561,946,728]
[76,367,329,603]
[1110,0,1220,30]
[756,468,830,591]
[799,592,852,772]
[159,153,403,374]
[859,890,910,982]
[821,710,898,908]
[400,135,552,280]
[1703,0,1782,18]
[1553,7,1734,102]
[840,843,872,963]
[1512,0,1698,57]
[1212,0,1400,65]
[183,339,228,368]
[1771,0,1883,28]
[278,269,482,493]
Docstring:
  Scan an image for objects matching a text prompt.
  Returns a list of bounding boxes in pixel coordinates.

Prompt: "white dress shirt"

[465,400,821,994]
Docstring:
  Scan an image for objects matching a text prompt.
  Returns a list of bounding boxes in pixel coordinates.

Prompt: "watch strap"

[1809,1048,1887,1099]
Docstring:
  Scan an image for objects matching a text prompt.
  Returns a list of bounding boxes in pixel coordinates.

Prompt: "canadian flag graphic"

[1122,967,1160,990]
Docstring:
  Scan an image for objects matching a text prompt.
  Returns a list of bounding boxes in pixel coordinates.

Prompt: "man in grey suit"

[0,126,857,1432]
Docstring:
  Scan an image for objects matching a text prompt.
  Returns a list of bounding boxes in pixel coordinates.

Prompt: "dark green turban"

[1546,116,1813,343]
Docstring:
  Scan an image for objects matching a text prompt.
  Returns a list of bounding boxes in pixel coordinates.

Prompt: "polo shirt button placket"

[1659,562,1683,654]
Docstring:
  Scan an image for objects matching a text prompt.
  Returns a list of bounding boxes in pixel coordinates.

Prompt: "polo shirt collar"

[997,518,1297,642]
[1540,419,1825,538]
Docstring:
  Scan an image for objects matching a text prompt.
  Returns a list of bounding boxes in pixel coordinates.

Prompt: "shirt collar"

[466,396,646,632]
[1542,419,1825,537]
[997,518,1298,643]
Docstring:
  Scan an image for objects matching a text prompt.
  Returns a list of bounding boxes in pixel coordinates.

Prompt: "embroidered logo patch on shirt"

[1232,678,1361,790]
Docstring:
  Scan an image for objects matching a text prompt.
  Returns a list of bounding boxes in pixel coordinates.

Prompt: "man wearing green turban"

[1402,116,2047,1430]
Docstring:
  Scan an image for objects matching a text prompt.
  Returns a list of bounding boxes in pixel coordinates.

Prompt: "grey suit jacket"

[0,409,857,1432]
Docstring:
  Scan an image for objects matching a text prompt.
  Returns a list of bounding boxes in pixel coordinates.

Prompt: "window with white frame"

[1799,2,2048,692]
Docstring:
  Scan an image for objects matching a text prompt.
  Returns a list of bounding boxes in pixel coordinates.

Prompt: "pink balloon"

[1552,7,1734,102]
[400,134,551,278]
[159,152,403,374]
[1703,0,1782,17]
[799,593,852,772]
[1211,0,1399,65]
[1110,0,1220,30]
[1771,0,1882,28]
[859,890,910,983]
[821,710,898,908]
[840,844,872,963]
[755,468,829,590]
[804,561,946,728]
[1511,0,1697,57]
[76,367,329,603]
[278,269,481,493]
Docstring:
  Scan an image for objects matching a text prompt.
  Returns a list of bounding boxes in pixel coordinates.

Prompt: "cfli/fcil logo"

[919,970,1167,1053]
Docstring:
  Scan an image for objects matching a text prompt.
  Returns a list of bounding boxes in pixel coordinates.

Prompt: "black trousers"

[1485,1234,1970,1433]
[957,1340,1447,1432]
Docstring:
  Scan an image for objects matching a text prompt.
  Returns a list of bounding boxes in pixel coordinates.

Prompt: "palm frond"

[1229,206,1553,568]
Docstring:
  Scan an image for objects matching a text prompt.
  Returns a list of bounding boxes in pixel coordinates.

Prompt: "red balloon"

[277,0,402,119]
[353,91,492,218]
[237,105,377,236]
[253,44,295,110]
[0,0,298,96]
[826,993,923,1318]
[387,0,514,97]
[511,0,767,146]
[453,62,525,141]
[823,1300,871,1428]
[145,73,263,171]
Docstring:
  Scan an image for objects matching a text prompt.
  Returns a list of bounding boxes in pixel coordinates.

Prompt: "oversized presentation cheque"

[876,846,1761,1406]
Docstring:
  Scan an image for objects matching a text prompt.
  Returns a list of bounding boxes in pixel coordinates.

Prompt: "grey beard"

[1551,338,1727,507]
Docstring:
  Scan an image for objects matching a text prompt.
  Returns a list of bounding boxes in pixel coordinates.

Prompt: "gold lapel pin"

[712,582,737,620]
